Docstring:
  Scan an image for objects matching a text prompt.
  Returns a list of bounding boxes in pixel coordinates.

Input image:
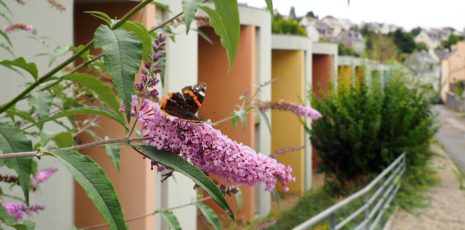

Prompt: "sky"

[238,0,465,31]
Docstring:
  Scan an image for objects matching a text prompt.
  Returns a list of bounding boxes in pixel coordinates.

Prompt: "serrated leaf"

[197,202,220,230]
[52,132,75,148]
[182,0,203,33]
[201,5,239,69]
[104,142,120,170]
[0,204,28,230]
[27,91,52,118]
[135,145,234,219]
[156,210,181,230]
[48,149,127,230]
[0,123,33,205]
[121,21,152,62]
[34,106,126,129]
[94,25,143,121]
[63,73,120,113]
[264,0,273,15]
[85,11,113,26]
[0,57,38,79]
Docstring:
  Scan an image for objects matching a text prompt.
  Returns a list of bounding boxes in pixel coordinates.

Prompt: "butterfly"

[160,82,207,122]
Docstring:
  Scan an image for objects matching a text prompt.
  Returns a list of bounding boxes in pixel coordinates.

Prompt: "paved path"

[388,105,465,229]
[434,105,465,172]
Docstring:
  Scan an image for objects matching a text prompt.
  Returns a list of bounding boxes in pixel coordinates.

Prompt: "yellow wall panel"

[271,50,305,194]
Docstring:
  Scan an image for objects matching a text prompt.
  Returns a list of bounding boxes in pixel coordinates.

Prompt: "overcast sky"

[238,0,465,31]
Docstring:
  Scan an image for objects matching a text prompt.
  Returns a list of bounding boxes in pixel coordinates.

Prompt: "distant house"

[415,30,441,49]
[404,50,440,90]
[300,17,320,42]
[315,21,335,40]
[320,16,343,36]
[440,41,465,101]
[336,29,365,53]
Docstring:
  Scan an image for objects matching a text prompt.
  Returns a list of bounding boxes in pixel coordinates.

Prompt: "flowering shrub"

[0,0,322,229]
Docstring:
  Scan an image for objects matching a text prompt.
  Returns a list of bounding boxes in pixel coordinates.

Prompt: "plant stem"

[148,11,183,33]
[82,197,211,230]
[0,136,154,160]
[40,53,104,92]
[0,42,93,114]
[0,0,154,115]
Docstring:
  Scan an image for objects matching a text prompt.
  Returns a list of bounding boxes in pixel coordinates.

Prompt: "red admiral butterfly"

[160,82,207,121]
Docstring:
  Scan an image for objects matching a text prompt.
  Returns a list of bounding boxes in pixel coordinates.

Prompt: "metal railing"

[293,153,406,230]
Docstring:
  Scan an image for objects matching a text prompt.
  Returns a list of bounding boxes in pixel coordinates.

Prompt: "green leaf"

[256,108,271,132]
[27,91,52,118]
[35,106,126,129]
[6,108,36,125]
[182,0,203,33]
[0,123,33,205]
[85,11,113,26]
[159,57,166,86]
[0,57,38,79]
[135,145,234,219]
[271,189,281,209]
[94,25,143,121]
[156,210,181,230]
[52,132,75,148]
[104,141,120,170]
[0,43,14,57]
[0,30,12,47]
[0,0,11,15]
[235,187,243,214]
[47,46,71,67]
[204,0,240,68]
[194,28,213,44]
[63,73,120,113]
[121,21,152,62]
[0,204,28,230]
[196,202,220,230]
[151,2,171,13]
[48,149,127,230]
[264,0,273,15]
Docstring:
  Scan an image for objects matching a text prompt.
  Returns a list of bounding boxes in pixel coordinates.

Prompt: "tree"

[409,27,422,37]
[289,6,297,19]
[305,10,318,19]
[415,42,428,51]
[442,34,465,50]
[367,34,399,62]
[391,29,416,54]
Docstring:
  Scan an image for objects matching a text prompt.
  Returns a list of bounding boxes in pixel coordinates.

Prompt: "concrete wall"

[0,1,74,229]
[73,3,156,229]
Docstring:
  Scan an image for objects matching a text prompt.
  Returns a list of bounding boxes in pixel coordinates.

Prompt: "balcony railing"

[293,153,406,230]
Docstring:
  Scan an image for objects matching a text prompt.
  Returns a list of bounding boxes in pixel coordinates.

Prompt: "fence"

[293,153,406,230]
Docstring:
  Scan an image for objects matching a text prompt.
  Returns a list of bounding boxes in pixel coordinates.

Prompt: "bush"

[272,16,307,36]
[310,69,437,185]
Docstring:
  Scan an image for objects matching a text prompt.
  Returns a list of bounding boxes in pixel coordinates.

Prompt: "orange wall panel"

[74,3,156,229]
[198,26,257,221]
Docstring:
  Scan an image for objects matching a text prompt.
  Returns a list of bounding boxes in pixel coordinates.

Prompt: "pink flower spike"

[31,168,57,186]
[133,97,295,191]
[2,201,45,221]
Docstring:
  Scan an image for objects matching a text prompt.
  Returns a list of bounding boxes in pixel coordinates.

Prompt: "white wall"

[0,1,74,229]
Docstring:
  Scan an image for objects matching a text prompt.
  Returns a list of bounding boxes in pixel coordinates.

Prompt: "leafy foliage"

[135,145,235,220]
[0,57,38,80]
[94,25,143,120]
[272,15,307,36]
[0,123,33,205]
[48,149,127,230]
[311,70,437,185]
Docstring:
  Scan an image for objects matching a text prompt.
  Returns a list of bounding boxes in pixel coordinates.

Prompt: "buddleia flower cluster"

[132,97,296,192]
[134,33,166,98]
